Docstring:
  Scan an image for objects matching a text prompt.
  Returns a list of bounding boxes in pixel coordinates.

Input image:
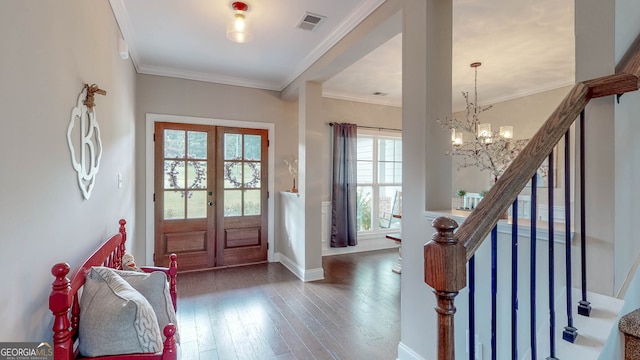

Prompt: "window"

[356,131,402,232]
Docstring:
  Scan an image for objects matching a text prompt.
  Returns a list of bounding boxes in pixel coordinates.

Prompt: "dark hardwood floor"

[177,248,401,360]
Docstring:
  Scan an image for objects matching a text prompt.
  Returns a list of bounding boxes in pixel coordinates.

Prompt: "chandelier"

[438,62,528,181]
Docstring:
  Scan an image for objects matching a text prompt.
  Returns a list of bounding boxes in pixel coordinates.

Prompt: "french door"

[154,122,268,271]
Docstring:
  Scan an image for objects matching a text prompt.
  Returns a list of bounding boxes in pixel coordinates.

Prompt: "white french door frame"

[145,113,275,265]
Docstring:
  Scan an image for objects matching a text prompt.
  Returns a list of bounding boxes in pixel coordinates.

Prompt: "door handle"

[208,201,213,206]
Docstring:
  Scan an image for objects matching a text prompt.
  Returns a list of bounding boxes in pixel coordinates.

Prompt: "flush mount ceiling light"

[227,1,253,43]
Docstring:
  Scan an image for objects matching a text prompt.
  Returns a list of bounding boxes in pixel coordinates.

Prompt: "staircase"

[422,35,640,360]
[523,288,623,360]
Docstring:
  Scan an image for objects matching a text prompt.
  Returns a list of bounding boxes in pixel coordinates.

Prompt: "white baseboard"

[322,236,399,256]
[276,252,325,282]
[397,342,426,360]
[321,200,400,256]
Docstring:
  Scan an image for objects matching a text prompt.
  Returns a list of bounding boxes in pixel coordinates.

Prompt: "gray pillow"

[112,269,180,343]
[79,267,163,357]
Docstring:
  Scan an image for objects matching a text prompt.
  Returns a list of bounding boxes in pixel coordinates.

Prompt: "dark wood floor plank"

[179,341,200,360]
[261,294,318,360]
[242,292,291,356]
[289,284,350,329]
[275,352,296,360]
[176,248,400,360]
[199,349,219,360]
[178,297,198,344]
[277,286,352,360]
[209,320,239,359]
[269,294,333,359]
[194,299,217,353]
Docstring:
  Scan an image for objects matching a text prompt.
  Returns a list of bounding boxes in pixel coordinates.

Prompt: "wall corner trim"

[277,253,325,282]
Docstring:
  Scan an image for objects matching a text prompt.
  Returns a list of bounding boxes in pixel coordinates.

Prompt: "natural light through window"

[356,131,402,233]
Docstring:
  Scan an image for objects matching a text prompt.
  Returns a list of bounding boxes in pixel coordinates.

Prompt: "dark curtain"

[331,123,358,247]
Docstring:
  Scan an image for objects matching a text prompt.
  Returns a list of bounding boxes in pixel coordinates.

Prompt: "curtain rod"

[328,122,402,132]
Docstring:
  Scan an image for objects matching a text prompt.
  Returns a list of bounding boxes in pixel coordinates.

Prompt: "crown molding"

[109,0,142,73]
[137,64,281,91]
[323,90,402,108]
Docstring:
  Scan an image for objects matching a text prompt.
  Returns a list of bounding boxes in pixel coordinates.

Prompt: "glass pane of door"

[163,129,208,220]
[222,132,262,217]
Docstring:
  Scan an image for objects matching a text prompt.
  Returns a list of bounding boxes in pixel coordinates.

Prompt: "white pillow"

[112,268,180,343]
[79,267,162,357]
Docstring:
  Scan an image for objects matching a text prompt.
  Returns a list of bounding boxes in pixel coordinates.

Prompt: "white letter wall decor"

[67,84,106,200]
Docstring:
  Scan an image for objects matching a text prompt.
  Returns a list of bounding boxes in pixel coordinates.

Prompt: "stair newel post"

[424,217,467,360]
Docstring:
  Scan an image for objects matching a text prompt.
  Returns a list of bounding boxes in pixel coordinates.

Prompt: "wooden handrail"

[460,53,640,261]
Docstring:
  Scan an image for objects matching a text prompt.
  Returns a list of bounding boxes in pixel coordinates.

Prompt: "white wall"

[278,192,309,279]
[135,74,297,260]
[399,0,453,359]
[575,0,617,297]
[601,264,640,359]
[298,81,324,278]
[613,0,640,297]
[0,0,137,342]
[575,0,640,297]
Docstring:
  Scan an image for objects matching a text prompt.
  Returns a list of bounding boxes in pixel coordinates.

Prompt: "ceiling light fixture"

[227,2,253,43]
[438,62,528,182]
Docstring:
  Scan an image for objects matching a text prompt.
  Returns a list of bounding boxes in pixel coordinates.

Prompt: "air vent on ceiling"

[297,12,326,31]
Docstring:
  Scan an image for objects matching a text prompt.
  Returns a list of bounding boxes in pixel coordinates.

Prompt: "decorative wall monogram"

[67,84,106,200]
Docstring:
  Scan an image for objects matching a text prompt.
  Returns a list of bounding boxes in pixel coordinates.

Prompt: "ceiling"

[109,0,575,111]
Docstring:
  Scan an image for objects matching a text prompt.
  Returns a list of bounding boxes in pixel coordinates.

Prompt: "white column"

[613,0,640,295]
[400,0,453,358]
[298,81,325,281]
[575,0,616,296]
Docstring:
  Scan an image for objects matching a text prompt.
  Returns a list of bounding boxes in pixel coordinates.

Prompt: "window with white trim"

[356,131,402,233]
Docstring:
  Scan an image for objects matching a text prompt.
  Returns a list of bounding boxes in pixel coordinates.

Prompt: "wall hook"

[83,84,107,110]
